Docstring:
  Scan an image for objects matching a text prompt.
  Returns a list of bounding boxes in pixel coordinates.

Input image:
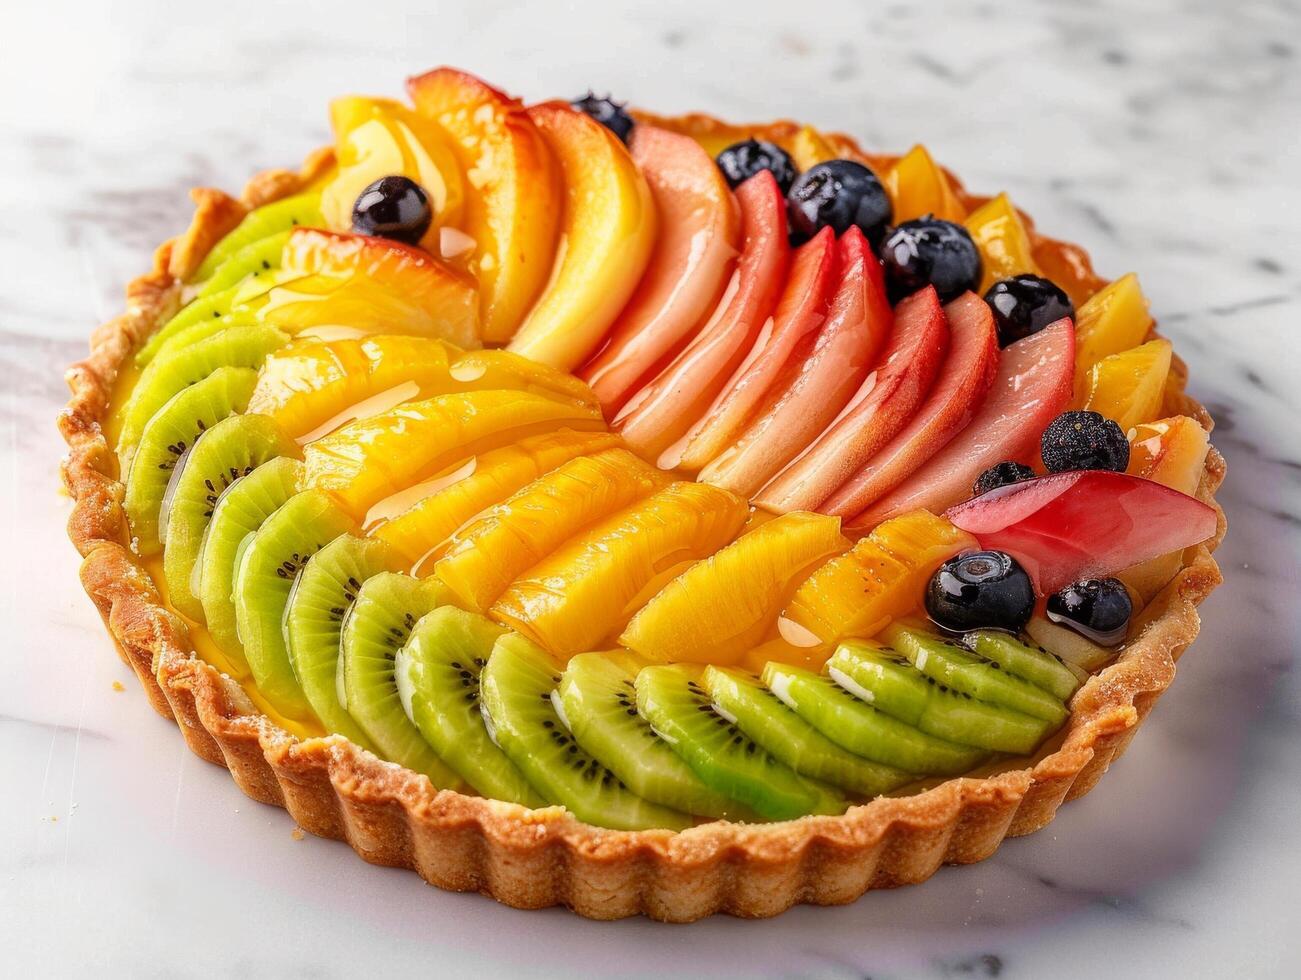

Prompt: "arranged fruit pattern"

[102,68,1219,830]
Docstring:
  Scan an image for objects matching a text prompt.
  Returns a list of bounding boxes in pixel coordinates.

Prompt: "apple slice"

[578,125,740,411]
[757,286,949,512]
[614,171,790,462]
[676,227,838,471]
[697,226,892,497]
[506,102,656,372]
[844,314,1072,529]
[945,470,1218,594]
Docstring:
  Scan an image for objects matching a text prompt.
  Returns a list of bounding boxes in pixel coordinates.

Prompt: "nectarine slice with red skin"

[614,171,790,462]
[676,227,838,471]
[945,470,1218,595]
[757,286,950,513]
[579,125,740,411]
[698,227,894,497]
[844,313,1073,530]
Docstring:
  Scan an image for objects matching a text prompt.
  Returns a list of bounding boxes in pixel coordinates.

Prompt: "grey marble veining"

[2,0,1299,976]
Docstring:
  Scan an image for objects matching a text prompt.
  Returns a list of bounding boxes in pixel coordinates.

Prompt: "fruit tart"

[60,67,1225,921]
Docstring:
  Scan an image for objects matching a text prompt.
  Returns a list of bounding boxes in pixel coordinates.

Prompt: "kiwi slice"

[480,634,690,830]
[761,663,989,776]
[827,642,1052,755]
[965,631,1083,702]
[234,489,355,722]
[197,456,303,667]
[191,192,322,283]
[118,323,288,465]
[136,279,283,366]
[883,625,1069,726]
[635,664,845,821]
[161,413,296,621]
[145,311,266,369]
[340,572,464,789]
[701,665,912,799]
[197,229,292,299]
[394,607,543,805]
[557,652,744,819]
[122,366,257,555]
[282,534,395,750]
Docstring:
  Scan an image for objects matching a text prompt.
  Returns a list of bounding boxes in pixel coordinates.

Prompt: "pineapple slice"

[490,482,748,655]
[884,145,965,223]
[620,512,847,665]
[1080,338,1173,431]
[964,193,1038,293]
[435,448,668,612]
[1073,273,1154,397]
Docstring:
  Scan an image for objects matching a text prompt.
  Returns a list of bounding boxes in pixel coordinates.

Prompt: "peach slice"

[506,102,656,372]
[434,448,667,612]
[675,228,838,470]
[699,227,894,497]
[614,171,790,462]
[1072,272,1153,398]
[578,125,740,411]
[490,482,747,656]
[848,315,1075,529]
[619,512,847,665]
[884,145,965,223]
[302,389,604,517]
[407,68,561,343]
[788,125,837,170]
[1080,337,1173,431]
[757,286,950,513]
[964,193,1038,293]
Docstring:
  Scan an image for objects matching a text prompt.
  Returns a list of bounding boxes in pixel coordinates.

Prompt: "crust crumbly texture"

[59,123,1224,922]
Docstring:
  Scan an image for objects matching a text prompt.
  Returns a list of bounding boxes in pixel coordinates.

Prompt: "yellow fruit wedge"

[788,125,837,170]
[620,512,848,665]
[964,193,1038,293]
[435,448,668,612]
[447,348,599,408]
[884,145,965,223]
[507,101,656,372]
[1080,338,1173,431]
[1073,273,1153,397]
[491,482,748,655]
[303,389,604,517]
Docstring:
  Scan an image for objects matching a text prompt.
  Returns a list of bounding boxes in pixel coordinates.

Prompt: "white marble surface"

[3,0,1299,975]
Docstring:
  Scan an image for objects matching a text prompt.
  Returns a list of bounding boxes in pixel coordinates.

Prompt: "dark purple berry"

[880,217,982,303]
[787,160,891,247]
[984,274,1075,347]
[716,140,798,194]
[925,551,1036,633]
[973,461,1036,496]
[1040,411,1129,473]
[571,92,634,143]
[1048,578,1132,645]
[351,176,432,245]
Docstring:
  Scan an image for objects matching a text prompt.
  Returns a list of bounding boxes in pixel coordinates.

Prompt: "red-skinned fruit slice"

[945,470,1218,594]
[821,291,1000,522]
[613,171,791,464]
[757,286,950,512]
[698,227,895,497]
[578,125,740,412]
[675,227,838,472]
[846,315,1075,530]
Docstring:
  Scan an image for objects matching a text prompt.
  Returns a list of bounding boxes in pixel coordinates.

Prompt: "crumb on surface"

[291,827,305,841]
[112,680,126,692]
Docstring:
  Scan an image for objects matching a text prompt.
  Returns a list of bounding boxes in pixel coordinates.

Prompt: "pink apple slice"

[578,125,740,412]
[757,286,950,512]
[945,469,1218,594]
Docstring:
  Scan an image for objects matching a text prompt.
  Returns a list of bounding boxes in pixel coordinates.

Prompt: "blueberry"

[786,160,891,247]
[984,274,1075,347]
[351,176,432,245]
[571,92,634,143]
[1040,411,1130,473]
[880,217,982,303]
[925,551,1036,633]
[1047,578,1132,645]
[716,140,798,194]
[973,461,1036,496]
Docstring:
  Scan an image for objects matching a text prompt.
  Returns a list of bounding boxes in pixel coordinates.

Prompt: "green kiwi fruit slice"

[197,456,303,668]
[136,281,280,366]
[557,652,744,819]
[480,634,690,830]
[394,607,543,805]
[965,630,1083,702]
[145,311,266,369]
[196,229,292,299]
[827,641,1052,755]
[122,366,257,555]
[161,413,297,622]
[635,664,845,821]
[191,192,322,283]
[761,663,989,776]
[339,572,464,789]
[701,665,912,799]
[234,489,356,722]
[882,625,1069,726]
[118,323,288,465]
[283,534,396,750]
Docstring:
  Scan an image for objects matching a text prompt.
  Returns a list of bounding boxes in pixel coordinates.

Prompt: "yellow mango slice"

[884,145,965,223]
[1073,273,1154,397]
[447,348,599,408]
[964,193,1038,293]
[1080,338,1173,431]
[788,125,837,171]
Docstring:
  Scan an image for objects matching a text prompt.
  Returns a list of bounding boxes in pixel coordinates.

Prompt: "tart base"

[59,126,1225,922]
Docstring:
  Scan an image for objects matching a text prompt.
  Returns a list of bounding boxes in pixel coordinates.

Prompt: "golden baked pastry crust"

[59,121,1225,922]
